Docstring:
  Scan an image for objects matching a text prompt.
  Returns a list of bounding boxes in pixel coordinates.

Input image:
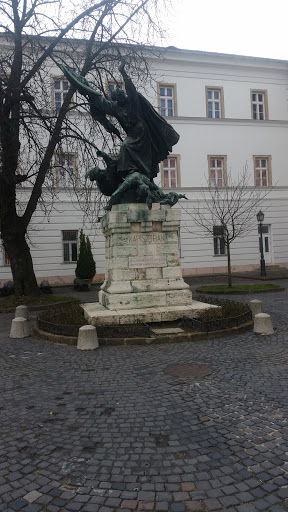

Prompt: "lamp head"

[257,210,264,223]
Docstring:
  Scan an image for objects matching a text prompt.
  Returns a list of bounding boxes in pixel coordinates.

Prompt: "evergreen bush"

[75,230,96,280]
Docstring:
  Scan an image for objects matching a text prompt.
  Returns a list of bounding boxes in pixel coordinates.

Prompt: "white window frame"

[62,230,78,263]
[55,152,77,188]
[158,84,177,117]
[213,226,226,256]
[161,155,180,188]
[251,90,268,120]
[206,87,224,119]
[208,156,227,187]
[53,77,69,110]
[254,156,272,187]
[107,80,124,97]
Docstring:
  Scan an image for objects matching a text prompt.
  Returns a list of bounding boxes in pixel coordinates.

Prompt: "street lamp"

[256,210,266,276]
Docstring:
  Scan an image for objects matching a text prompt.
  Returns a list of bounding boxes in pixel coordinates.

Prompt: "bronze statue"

[60,60,187,209]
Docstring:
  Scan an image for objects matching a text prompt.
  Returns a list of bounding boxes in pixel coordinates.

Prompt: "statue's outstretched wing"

[138,93,180,165]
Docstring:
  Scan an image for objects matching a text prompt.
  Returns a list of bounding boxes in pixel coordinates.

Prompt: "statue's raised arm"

[118,58,138,103]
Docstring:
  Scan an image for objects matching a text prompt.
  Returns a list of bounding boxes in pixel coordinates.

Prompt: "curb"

[196,287,285,295]
[34,320,253,346]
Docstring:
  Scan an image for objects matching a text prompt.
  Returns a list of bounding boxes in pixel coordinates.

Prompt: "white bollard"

[254,313,273,335]
[77,325,99,350]
[249,299,263,318]
[10,317,30,338]
[15,305,29,320]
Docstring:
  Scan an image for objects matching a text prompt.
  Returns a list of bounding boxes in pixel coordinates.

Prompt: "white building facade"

[1,46,288,286]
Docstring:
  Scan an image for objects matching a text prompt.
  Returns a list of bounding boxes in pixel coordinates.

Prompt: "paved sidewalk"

[0,278,288,511]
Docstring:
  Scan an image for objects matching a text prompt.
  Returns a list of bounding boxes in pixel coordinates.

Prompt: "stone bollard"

[10,317,30,338]
[15,305,29,320]
[77,325,99,350]
[254,313,273,335]
[249,299,263,318]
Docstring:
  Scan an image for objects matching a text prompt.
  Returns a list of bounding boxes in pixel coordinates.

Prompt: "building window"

[161,155,180,188]
[158,84,176,117]
[55,153,77,187]
[107,81,124,97]
[53,78,69,110]
[254,156,272,186]
[213,226,226,256]
[251,90,268,120]
[62,230,78,262]
[2,243,10,266]
[206,87,224,118]
[208,156,227,187]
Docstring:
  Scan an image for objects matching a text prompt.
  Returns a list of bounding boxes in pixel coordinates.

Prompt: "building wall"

[1,189,287,287]
[1,47,288,286]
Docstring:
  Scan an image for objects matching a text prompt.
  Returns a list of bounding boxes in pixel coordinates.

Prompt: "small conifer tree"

[75,229,96,280]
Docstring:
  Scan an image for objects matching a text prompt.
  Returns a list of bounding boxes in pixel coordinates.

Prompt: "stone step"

[262,264,287,271]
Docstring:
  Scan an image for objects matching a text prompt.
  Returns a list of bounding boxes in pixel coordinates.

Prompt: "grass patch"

[196,283,283,294]
[0,293,79,312]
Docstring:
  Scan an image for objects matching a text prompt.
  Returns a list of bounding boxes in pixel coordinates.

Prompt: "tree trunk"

[227,241,232,288]
[2,229,40,297]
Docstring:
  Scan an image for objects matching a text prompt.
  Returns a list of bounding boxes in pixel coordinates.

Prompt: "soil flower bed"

[37,304,150,338]
[36,298,252,341]
[182,295,252,332]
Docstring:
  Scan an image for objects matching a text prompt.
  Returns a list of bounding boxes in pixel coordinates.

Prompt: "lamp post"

[257,210,266,276]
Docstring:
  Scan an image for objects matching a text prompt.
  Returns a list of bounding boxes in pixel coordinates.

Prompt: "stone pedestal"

[99,203,192,310]
[82,203,216,326]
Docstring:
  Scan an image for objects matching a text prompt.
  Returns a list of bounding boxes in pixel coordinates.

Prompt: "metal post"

[258,220,266,276]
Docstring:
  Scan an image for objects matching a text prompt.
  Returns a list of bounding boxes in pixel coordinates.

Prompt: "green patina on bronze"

[60,60,187,209]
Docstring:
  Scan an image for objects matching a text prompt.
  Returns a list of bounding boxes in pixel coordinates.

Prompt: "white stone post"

[254,313,273,335]
[249,299,263,318]
[15,305,29,319]
[10,317,30,338]
[77,325,99,350]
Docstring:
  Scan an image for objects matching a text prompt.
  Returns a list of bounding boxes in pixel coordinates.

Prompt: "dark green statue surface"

[60,60,187,209]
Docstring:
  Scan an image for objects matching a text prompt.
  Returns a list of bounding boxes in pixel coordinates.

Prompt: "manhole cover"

[164,364,213,378]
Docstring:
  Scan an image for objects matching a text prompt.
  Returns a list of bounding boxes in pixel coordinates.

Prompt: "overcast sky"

[166,0,288,61]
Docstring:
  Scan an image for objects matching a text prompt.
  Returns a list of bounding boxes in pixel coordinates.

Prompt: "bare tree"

[0,0,168,296]
[185,168,271,287]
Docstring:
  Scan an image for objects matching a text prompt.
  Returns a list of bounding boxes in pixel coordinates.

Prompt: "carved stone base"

[82,301,217,326]
[99,203,192,311]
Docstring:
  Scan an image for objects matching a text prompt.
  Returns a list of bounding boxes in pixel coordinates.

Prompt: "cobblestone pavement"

[1,278,288,512]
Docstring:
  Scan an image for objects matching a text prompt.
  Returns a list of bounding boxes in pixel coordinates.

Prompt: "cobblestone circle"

[1,278,288,512]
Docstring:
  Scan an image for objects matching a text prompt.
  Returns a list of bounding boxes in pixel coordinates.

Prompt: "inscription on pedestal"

[117,233,166,245]
[129,256,166,268]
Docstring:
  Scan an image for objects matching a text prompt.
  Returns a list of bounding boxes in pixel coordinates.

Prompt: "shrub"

[75,229,96,280]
